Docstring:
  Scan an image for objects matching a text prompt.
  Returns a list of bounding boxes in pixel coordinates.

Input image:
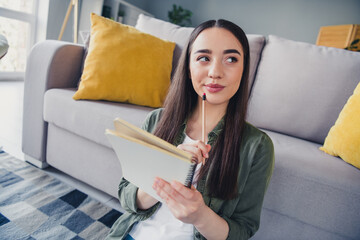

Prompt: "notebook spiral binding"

[185,163,197,188]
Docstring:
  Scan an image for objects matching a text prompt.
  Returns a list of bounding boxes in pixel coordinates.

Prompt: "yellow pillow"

[320,82,360,169]
[73,13,176,108]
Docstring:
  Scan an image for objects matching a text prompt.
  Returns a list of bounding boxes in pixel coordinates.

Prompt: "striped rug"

[0,150,122,239]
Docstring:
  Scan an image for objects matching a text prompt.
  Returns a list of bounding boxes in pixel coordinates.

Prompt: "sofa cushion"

[247,35,360,144]
[135,14,265,91]
[135,13,194,75]
[246,35,266,90]
[45,89,153,149]
[262,130,360,239]
[73,13,175,108]
[320,81,360,169]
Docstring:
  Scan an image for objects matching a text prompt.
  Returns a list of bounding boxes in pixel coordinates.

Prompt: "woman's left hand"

[152,177,207,225]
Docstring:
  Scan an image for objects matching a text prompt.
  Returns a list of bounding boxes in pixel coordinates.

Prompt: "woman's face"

[189,27,244,107]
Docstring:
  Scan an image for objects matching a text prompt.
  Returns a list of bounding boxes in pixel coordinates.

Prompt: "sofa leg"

[24,154,49,169]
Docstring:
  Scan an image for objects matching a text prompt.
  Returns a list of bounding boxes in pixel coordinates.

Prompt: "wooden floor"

[0,80,123,212]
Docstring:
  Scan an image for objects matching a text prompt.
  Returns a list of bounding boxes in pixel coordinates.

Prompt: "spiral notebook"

[105,118,196,202]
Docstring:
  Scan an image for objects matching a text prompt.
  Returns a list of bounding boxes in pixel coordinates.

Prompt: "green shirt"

[106,108,274,240]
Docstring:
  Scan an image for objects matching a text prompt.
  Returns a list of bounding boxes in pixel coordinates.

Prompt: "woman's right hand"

[177,141,211,164]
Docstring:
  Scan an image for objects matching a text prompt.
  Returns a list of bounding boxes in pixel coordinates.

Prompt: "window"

[0,0,37,79]
[0,1,35,14]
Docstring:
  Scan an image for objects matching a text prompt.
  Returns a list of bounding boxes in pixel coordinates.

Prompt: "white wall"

[144,0,360,44]
[45,0,360,44]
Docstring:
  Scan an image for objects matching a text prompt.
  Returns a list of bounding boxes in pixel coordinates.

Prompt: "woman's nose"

[208,60,224,79]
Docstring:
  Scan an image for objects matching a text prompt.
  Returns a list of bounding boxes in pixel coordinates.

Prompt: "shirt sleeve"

[224,133,275,240]
[118,177,160,215]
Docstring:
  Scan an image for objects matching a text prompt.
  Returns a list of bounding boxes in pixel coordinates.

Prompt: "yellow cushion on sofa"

[73,13,176,108]
[320,81,360,169]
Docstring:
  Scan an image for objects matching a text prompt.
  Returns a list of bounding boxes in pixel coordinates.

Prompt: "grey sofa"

[22,14,360,239]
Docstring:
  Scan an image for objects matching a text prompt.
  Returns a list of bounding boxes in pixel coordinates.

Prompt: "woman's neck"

[186,98,227,142]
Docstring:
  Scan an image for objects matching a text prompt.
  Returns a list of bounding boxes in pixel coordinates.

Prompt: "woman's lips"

[205,84,225,93]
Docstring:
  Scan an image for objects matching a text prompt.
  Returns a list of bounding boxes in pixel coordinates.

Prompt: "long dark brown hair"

[154,19,250,200]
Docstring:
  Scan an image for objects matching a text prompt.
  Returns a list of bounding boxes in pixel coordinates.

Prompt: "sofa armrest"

[22,40,84,167]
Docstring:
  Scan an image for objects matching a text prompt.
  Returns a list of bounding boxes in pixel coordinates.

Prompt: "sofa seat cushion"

[44,88,154,149]
[247,35,360,144]
[262,129,360,239]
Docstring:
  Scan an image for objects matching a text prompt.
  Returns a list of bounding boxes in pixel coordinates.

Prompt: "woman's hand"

[152,177,207,225]
[177,140,211,164]
[152,178,229,239]
[152,140,210,224]
[136,141,210,211]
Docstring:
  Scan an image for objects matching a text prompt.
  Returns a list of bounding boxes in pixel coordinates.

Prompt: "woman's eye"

[226,57,238,63]
[197,56,209,62]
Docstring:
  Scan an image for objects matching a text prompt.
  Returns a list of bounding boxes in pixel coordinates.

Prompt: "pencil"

[202,93,206,165]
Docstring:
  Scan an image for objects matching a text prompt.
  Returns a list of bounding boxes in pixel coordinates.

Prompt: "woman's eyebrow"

[194,49,241,55]
[194,49,211,54]
[224,49,241,55]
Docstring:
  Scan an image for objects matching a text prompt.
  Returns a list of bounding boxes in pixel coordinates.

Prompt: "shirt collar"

[175,116,225,146]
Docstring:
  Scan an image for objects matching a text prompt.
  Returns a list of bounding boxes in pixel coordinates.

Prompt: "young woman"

[106,19,274,240]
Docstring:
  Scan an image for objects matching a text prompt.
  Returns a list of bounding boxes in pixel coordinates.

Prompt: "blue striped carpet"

[0,150,122,239]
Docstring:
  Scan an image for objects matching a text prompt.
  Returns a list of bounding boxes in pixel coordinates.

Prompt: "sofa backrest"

[135,14,266,90]
[247,35,360,144]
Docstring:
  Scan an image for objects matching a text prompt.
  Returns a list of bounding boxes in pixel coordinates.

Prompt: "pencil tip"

[202,93,206,100]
